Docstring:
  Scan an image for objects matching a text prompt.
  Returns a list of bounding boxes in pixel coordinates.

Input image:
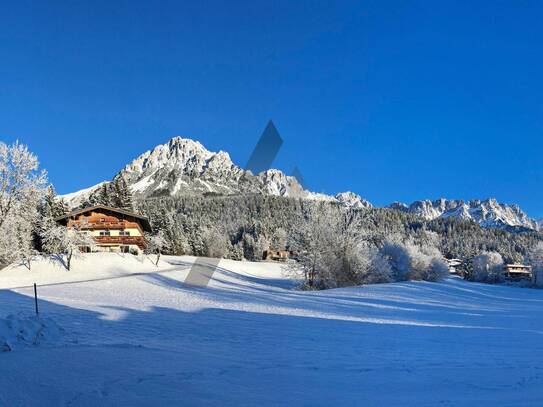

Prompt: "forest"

[2,140,543,289]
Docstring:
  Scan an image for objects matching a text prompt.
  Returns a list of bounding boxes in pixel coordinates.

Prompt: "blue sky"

[1,1,542,216]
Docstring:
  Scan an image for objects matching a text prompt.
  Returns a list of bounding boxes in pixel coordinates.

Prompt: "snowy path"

[1,254,543,406]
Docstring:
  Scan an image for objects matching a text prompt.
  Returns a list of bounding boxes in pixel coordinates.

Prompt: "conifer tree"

[113,174,133,210]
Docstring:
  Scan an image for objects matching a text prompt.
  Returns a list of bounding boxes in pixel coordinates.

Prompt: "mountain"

[388,198,539,231]
[59,136,537,232]
[335,191,372,209]
[60,136,372,209]
[59,182,108,209]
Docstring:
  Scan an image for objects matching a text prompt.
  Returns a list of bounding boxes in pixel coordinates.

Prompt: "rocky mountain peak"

[391,197,538,231]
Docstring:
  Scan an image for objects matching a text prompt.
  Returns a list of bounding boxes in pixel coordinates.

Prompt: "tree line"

[2,141,542,289]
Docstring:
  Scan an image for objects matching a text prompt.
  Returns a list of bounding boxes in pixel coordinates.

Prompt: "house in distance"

[56,205,152,254]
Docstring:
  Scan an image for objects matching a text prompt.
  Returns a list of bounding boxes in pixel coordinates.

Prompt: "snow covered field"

[1,254,543,406]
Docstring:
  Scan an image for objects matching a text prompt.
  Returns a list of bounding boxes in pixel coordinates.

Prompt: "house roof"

[504,264,532,269]
[55,205,153,232]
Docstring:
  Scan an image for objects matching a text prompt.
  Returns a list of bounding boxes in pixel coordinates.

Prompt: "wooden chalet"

[445,258,464,275]
[56,205,152,254]
[504,264,532,280]
[263,248,296,261]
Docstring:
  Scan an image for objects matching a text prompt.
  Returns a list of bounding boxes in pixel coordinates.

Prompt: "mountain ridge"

[60,136,371,210]
[60,136,539,232]
[388,198,539,231]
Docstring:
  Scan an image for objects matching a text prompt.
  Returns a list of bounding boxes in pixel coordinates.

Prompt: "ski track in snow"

[1,254,543,406]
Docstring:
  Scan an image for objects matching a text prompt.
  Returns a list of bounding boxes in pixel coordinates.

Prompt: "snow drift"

[0,314,63,352]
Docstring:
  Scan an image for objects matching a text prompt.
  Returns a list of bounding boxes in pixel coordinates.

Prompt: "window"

[121,245,130,253]
[99,231,111,236]
[119,230,130,236]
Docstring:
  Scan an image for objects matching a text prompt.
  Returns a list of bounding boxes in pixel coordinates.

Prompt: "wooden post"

[34,283,39,317]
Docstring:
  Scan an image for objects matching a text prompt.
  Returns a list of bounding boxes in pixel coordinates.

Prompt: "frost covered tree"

[146,230,169,266]
[43,222,94,270]
[36,186,68,253]
[289,204,380,289]
[202,227,229,259]
[134,193,541,287]
[271,228,287,249]
[288,203,335,288]
[379,234,448,282]
[0,204,37,268]
[0,141,47,265]
[525,242,543,287]
[470,251,504,283]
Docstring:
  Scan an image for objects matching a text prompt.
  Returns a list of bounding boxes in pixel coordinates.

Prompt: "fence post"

[34,283,39,317]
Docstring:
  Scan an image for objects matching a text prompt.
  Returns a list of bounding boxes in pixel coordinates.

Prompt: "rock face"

[389,198,538,230]
[60,136,537,231]
[60,136,370,209]
[335,192,372,209]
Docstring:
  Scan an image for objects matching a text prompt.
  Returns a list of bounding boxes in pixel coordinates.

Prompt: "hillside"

[2,254,543,405]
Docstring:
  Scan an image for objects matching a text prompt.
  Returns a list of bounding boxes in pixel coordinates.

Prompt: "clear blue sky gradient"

[1,1,542,216]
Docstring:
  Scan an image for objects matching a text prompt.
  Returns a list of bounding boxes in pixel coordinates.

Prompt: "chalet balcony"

[70,220,137,230]
[93,235,147,249]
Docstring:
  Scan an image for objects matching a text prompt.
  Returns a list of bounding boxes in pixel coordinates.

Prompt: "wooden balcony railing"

[69,220,141,230]
[93,236,147,249]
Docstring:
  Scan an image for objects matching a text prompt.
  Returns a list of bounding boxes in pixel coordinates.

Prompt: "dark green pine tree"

[97,183,112,206]
[113,174,133,210]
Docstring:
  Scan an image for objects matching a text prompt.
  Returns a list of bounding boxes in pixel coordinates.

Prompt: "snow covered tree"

[379,233,448,282]
[96,183,113,207]
[526,242,543,287]
[271,228,287,249]
[146,230,169,266]
[379,238,412,282]
[229,241,244,260]
[135,193,541,288]
[289,204,373,289]
[288,204,331,288]
[36,186,68,253]
[112,174,133,210]
[470,251,505,283]
[202,227,229,259]
[0,141,47,266]
[0,204,37,268]
[43,221,94,270]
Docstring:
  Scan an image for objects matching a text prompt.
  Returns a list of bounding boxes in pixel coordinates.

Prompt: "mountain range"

[60,136,540,232]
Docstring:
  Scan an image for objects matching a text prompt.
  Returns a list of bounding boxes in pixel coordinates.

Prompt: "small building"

[504,264,532,280]
[262,248,296,261]
[446,258,464,275]
[56,205,152,254]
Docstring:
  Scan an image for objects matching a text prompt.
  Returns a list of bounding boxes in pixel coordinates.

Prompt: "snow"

[129,174,155,193]
[1,254,543,405]
[0,314,64,352]
[59,182,107,208]
[61,136,377,209]
[396,198,539,230]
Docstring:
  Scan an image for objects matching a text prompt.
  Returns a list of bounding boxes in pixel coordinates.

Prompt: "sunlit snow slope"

[1,254,543,406]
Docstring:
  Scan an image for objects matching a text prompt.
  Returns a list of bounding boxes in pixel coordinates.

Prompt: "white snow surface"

[2,254,543,406]
[0,314,64,352]
[59,182,107,208]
